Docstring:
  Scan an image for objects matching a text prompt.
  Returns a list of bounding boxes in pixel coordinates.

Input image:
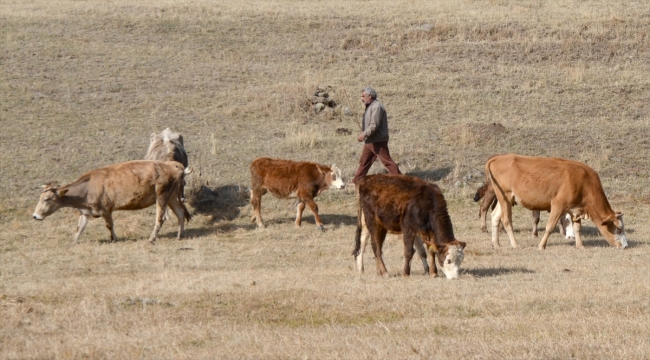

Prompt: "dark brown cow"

[352,174,466,279]
[32,160,191,244]
[473,182,574,238]
[250,157,345,231]
[145,128,189,202]
[486,154,628,249]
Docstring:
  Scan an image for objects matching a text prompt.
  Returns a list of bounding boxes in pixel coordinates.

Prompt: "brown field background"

[1,0,650,358]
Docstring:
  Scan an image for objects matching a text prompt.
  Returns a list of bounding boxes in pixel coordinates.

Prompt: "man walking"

[352,87,401,185]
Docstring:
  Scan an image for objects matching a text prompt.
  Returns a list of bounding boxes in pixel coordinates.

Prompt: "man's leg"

[374,142,401,175]
[353,143,378,184]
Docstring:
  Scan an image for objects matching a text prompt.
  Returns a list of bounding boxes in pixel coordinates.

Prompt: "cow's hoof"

[576,245,585,249]
[538,245,546,250]
[318,225,325,232]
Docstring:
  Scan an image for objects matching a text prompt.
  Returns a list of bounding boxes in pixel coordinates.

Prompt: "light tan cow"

[145,128,189,202]
[32,160,192,244]
[485,154,627,250]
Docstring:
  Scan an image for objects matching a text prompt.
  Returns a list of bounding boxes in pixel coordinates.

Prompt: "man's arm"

[358,103,380,141]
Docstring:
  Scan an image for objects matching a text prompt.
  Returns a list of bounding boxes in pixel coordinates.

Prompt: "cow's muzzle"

[33,214,43,220]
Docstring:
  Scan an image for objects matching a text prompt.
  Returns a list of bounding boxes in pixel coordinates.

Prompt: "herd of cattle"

[32,129,628,280]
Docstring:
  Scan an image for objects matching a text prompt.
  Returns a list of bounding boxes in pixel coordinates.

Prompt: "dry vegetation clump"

[2,0,650,358]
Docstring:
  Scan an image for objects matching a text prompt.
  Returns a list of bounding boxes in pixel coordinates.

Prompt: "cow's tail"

[485,157,503,202]
[179,168,192,222]
[352,199,363,260]
[182,203,192,222]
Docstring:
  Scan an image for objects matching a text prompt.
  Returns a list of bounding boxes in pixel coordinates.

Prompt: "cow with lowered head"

[353,174,466,279]
[145,128,189,202]
[32,160,191,244]
[250,157,345,231]
[486,154,628,249]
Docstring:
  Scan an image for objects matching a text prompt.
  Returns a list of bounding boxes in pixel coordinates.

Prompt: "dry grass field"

[2,0,650,358]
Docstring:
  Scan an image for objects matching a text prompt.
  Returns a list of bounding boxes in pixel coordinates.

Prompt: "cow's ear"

[57,189,68,197]
[600,214,617,226]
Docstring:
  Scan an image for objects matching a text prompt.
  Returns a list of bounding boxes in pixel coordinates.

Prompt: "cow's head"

[473,183,488,202]
[436,240,466,279]
[32,183,67,220]
[602,212,628,249]
[327,165,345,190]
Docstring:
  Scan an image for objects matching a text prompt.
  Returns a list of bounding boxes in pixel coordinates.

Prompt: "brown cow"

[144,128,189,202]
[32,160,192,244]
[352,174,466,279]
[473,182,574,238]
[250,157,345,231]
[486,154,628,249]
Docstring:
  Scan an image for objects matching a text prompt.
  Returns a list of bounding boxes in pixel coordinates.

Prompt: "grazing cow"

[486,154,628,249]
[352,174,466,279]
[144,128,189,202]
[473,182,574,238]
[250,157,345,231]
[32,160,192,244]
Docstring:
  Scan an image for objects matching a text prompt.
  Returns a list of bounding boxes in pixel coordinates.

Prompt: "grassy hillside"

[1,0,649,358]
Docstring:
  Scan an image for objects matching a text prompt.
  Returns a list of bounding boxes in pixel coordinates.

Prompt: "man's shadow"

[406,167,454,182]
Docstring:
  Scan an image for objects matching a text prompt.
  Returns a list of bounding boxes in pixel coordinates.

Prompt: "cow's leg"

[402,229,417,277]
[479,198,489,233]
[168,197,186,240]
[302,195,324,232]
[370,228,389,277]
[413,236,430,275]
[101,213,117,242]
[428,245,438,277]
[493,196,518,248]
[148,196,168,244]
[490,202,502,247]
[73,214,90,244]
[572,219,584,249]
[537,207,564,250]
[560,214,575,239]
[558,217,566,237]
[250,187,266,228]
[356,217,370,273]
[295,201,306,228]
[479,190,497,233]
[531,210,540,237]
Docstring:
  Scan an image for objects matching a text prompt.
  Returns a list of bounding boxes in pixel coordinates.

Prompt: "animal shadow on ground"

[185,184,252,234]
[98,237,134,244]
[549,225,637,248]
[313,213,357,228]
[463,267,535,278]
[407,167,454,182]
[254,212,356,230]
